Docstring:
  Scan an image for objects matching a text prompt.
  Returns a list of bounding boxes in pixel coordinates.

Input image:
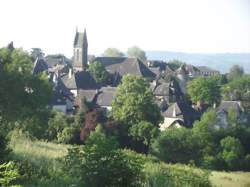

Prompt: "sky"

[0,0,249,57]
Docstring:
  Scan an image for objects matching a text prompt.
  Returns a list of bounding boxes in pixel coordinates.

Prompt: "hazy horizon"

[0,0,249,57]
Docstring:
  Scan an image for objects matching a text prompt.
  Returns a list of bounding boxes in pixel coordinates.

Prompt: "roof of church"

[93,57,156,78]
[74,29,88,48]
[33,58,48,74]
[61,70,99,90]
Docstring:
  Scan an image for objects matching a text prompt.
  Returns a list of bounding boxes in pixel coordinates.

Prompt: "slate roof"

[149,67,161,78]
[196,66,219,73]
[217,101,243,115]
[176,64,189,75]
[45,55,70,68]
[77,89,98,103]
[92,57,156,78]
[162,102,199,127]
[61,71,99,90]
[96,87,117,107]
[74,30,88,48]
[154,83,170,96]
[33,58,48,74]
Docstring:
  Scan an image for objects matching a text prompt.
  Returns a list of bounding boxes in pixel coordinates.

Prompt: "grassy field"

[8,132,250,187]
[210,171,250,187]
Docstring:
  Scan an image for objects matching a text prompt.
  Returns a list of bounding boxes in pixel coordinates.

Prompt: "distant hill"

[146,51,250,74]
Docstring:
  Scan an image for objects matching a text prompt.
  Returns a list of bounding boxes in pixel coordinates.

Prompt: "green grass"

[8,132,250,187]
[210,171,250,187]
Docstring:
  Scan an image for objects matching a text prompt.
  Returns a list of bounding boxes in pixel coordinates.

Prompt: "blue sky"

[0,0,249,57]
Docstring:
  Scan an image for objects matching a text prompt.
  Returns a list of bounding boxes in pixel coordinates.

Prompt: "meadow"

[8,132,250,187]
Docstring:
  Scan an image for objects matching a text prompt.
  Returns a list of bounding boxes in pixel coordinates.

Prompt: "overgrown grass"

[7,131,250,187]
[8,130,71,186]
[210,171,250,187]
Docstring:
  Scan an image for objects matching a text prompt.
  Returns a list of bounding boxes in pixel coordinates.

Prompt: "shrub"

[57,125,80,144]
[144,162,211,187]
[63,125,145,187]
[150,128,202,165]
[0,162,22,187]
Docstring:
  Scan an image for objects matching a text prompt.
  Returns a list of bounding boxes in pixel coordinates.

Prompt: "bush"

[0,162,22,187]
[63,125,145,187]
[0,134,10,162]
[144,162,211,187]
[150,128,202,165]
[57,125,80,144]
[219,136,244,170]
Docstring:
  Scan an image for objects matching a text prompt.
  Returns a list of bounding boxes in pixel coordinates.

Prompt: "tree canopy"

[103,48,124,57]
[227,65,244,81]
[88,61,109,84]
[187,76,221,107]
[0,47,52,122]
[127,46,147,62]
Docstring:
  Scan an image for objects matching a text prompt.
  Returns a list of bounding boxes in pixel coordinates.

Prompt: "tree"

[167,60,184,70]
[111,75,162,152]
[127,46,147,61]
[227,65,244,81]
[103,48,124,57]
[219,136,244,170]
[187,76,221,108]
[111,75,162,126]
[63,125,144,187]
[88,61,109,84]
[150,128,202,165]
[0,47,52,123]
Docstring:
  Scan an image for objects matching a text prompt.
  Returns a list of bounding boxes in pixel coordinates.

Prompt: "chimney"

[173,103,176,117]
[69,68,72,78]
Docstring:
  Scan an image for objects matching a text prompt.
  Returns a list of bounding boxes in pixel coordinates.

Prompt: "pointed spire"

[83,28,88,46]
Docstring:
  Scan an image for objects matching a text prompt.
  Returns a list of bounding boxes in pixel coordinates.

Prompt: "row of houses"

[32,29,244,129]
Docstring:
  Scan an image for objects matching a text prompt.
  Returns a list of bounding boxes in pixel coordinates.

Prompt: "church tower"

[73,28,88,71]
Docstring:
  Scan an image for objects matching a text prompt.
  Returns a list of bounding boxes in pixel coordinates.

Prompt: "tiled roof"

[78,89,98,103]
[61,71,99,90]
[196,66,219,73]
[33,58,48,74]
[96,87,117,107]
[92,57,156,78]
[154,82,170,96]
[217,101,243,115]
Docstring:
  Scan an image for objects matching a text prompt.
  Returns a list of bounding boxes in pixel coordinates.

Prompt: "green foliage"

[63,125,145,186]
[167,59,184,70]
[127,46,147,61]
[0,162,22,187]
[57,125,80,144]
[144,162,211,187]
[0,134,10,162]
[129,121,159,146]
[0,47,52,123]
[219,136,244,170]
[111,75,162,126]
[187,76,221,106]
[103,48,124,57]
[227,65,244,81]
[150,128,202,165]
[47,112,68,141]
[88,61,109,84]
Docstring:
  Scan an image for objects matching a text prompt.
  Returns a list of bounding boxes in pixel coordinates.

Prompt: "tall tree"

[103,48,124,57]
[127,46,147,62]
[187,76,221,108]
[111,75,162,151]
[0,47,52,123]
[227,65,244,81]
[88,61,109,84]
